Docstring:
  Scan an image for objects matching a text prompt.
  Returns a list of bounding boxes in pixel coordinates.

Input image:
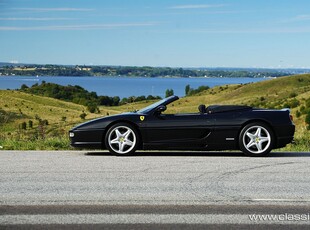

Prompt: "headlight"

[69,132,74,138]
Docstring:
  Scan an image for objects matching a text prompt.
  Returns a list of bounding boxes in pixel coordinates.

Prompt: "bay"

[0,76,268,98]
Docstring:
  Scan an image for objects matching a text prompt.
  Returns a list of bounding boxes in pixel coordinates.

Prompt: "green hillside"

[166,74,310,113]
[0,74,309,151]
[0,90,122,150]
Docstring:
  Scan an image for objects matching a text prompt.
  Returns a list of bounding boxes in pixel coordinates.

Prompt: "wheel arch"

[102,120,143,149]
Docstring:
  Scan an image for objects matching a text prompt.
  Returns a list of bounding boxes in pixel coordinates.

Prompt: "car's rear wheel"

[105,123,138,156]
[239,122,274,157]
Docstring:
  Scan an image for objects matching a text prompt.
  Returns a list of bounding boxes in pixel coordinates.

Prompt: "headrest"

[198,104,206,114]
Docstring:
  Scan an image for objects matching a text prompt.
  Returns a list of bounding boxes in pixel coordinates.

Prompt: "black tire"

[239,122,274,157]
[105,123,139,156]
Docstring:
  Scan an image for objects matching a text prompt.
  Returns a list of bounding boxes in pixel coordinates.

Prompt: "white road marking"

[0,214,309,225]
[252,199,310,202]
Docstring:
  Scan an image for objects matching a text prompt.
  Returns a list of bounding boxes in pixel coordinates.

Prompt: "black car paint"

[69,95,295,152]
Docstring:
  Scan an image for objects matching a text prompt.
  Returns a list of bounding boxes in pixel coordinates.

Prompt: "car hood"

[70,112,139,131]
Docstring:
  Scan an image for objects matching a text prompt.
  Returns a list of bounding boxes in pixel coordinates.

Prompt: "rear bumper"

[276,136,295,148]
[274,124,295,148]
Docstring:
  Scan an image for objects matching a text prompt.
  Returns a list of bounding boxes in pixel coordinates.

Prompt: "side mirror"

[155,105,167,115]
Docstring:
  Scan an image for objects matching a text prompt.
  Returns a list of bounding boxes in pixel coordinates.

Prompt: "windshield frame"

[137,95,179,114]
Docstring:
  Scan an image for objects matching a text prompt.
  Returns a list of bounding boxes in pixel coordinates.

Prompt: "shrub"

[87,103,97,113]
[306,112,310,130]
[28,120,33,128]
[290,99,300,108]
[283,99,300,108]
[80,112,87,120]
[21,122,27,130]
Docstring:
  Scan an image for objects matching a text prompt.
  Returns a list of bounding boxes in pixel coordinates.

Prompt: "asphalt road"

[1,150,310,229]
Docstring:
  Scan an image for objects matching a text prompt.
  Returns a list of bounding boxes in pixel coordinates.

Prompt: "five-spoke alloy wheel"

[239,122,274,157]
[105,123,138,156]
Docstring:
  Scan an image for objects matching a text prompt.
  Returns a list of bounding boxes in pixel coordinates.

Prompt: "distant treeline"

[19,82,161,113]
[0,64,292,78]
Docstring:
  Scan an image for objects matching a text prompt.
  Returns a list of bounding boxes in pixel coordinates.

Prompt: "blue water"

[0,76,268,98]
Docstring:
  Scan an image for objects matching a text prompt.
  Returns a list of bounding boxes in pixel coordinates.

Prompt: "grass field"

[0,74,309,151]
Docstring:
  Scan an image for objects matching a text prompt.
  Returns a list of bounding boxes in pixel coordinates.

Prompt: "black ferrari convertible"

[69,95,295,156]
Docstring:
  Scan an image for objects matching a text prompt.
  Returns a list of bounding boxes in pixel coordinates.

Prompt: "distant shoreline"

[0,64,303,78]
[0,75,276,78]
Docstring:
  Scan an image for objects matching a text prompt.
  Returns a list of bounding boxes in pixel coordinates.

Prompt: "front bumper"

[69,128,105,149]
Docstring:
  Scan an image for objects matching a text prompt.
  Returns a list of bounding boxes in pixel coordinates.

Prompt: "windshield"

[137,98,167,114]
[137,95,179,114]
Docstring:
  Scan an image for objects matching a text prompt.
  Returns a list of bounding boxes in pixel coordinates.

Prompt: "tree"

[21,84,29,90]
[113,96,121,106]
[165,89,174,98]
[99,96,112,106]
[186,85,209,96]
[113,96,120,106]
[185,84,191,96]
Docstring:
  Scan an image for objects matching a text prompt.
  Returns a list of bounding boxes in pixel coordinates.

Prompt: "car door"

[143,113,213,146]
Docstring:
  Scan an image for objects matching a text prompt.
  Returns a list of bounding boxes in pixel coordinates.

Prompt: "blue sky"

[1,0,310,68]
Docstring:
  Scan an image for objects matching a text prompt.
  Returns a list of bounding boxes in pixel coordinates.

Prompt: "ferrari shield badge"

[140,116,145,121]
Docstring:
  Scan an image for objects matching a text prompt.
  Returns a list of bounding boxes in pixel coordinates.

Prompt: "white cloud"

[280,14,310,23]
[165,26,310,34]
[169,4,228,9]
[291,14,310,21]
[0,22,158,31]
[12,8,94,12]
[0,17,75,21]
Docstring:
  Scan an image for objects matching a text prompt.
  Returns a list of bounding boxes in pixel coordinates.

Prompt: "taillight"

[289,115,293,121]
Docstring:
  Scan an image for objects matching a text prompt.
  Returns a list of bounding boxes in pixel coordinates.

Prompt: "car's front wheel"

[239,122,274,157]
[105,123,138,156]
